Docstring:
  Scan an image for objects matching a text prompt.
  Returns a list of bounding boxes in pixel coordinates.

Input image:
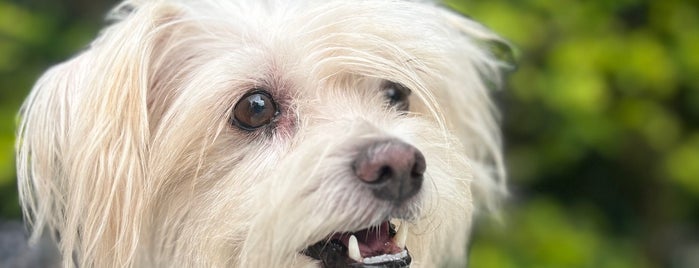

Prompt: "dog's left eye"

[230,90,279,130]
[382,82,411,111]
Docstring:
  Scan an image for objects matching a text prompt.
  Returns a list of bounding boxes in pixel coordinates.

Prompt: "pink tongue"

[332,221,402,258]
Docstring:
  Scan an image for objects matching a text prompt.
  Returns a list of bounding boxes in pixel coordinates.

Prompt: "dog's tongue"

[304,221,411,268]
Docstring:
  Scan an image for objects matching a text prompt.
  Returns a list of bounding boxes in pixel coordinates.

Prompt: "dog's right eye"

[230,90,279,131]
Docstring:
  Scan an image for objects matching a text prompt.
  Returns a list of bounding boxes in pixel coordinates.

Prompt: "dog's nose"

[353,139,426,204]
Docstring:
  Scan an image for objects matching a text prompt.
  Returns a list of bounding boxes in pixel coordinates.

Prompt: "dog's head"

[16,0,510,267]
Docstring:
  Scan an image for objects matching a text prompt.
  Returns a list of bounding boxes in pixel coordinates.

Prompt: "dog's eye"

[382,82,411,111]
[230,90,279,130]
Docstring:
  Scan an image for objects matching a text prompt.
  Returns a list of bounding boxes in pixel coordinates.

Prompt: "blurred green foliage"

[0,0,697,267]
[445,0,699,267]
[0,0,104,217]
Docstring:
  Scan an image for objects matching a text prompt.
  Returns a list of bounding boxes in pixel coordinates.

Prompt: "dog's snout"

[353,139,426,204]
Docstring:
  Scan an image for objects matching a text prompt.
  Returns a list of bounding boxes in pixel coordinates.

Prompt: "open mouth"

[303,220,411,268]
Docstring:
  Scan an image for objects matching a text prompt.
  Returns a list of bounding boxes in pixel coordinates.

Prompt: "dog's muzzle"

[303,139,424,268]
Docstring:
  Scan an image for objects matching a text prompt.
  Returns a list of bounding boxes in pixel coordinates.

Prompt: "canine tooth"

[348,235,362,262]
[395,222,408,249]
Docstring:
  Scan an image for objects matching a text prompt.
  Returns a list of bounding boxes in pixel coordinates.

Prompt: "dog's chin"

[302,220,411,268]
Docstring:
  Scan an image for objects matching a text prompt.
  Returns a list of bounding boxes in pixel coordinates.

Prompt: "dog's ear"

[433,7,515,215]
[16,2,181,267]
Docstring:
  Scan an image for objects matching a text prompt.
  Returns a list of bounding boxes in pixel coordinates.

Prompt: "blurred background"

[0,0,697,267]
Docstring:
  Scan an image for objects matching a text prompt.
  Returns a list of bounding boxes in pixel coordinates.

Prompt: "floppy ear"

[434,7,515,214]
[16,2,181,267]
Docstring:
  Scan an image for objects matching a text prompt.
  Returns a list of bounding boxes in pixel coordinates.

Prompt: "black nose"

[352,139,426,204]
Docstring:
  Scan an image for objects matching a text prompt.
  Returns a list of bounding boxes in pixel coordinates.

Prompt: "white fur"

[16,0,509,267]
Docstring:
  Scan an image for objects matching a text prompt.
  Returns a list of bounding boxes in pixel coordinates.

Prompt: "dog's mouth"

[302,220,411,268]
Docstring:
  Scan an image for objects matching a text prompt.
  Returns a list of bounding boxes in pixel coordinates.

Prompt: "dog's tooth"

[348,235,362,262]
[394,222,408,249]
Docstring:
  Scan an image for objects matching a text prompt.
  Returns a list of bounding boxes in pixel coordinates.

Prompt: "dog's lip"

[302,220,411,267]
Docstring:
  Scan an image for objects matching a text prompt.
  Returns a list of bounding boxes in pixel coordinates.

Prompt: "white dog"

[16,0,509,267]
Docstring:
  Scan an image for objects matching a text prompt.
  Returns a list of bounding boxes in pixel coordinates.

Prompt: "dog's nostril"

[375,166,394,184]
[353,139,426,204]
[412,151,426,176]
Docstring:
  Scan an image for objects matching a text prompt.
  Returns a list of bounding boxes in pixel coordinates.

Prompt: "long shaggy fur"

[16,0,509,267]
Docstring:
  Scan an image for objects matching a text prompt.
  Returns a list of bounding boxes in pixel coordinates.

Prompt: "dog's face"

[16,0,508,267]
